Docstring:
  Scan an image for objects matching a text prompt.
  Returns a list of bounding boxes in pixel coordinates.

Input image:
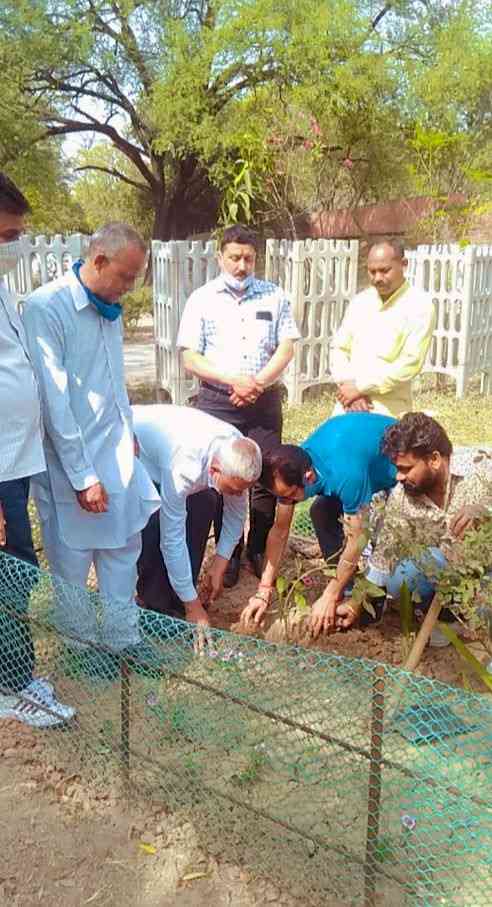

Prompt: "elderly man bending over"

[133,405,262,627]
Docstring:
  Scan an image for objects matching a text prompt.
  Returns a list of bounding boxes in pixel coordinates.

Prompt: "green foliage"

[73,144,153,239]
[121,286,153,335]
[3,1,491,239]
[437,623,492,691]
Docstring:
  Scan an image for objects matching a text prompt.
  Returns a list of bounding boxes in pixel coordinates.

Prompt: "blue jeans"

[0,477,37,692]
[385,547,448,611]
[385,548,492,630]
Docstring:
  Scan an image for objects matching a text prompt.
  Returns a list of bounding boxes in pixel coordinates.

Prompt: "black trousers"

[195,385,283,557]
[0,477,37,693]
[310,495,345,565]
[136,488,218,618]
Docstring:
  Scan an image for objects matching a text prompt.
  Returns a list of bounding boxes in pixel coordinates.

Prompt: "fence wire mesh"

[1,551,491,907]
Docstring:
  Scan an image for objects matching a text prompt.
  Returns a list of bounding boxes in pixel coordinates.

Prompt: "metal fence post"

[364,663,386,907]
[120,658,131,785]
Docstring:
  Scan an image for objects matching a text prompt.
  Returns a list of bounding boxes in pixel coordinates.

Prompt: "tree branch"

[42,115,158,189]
[73,164,151,193]
[371,4,393,31]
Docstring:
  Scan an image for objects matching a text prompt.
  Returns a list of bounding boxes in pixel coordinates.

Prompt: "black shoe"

[223,554,241,588]
[247,552,264,580]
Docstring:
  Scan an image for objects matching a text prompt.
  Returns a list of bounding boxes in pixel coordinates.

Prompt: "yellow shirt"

[330,281,436,418]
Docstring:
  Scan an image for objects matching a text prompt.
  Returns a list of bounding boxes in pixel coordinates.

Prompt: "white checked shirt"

[177,274,300,377]
[132,405,248,602]
[0,281,45,481]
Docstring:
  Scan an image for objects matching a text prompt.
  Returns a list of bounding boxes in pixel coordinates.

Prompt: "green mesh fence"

[1,550,491,906]
[291,498,316,538]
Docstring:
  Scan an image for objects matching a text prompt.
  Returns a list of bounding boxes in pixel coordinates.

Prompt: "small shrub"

[122,285,153,335]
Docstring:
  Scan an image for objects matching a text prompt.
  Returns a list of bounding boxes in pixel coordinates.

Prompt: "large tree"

[1,1,490,239]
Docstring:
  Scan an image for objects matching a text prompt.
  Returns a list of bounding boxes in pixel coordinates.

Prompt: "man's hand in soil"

[241,586,273,628]
[0,501,6,546]
[334,599,361,631]
[76,482,109,514]
[309,590,340,638]
[184,597,210,627]
[201,555,229,603]
[449,504,490,540]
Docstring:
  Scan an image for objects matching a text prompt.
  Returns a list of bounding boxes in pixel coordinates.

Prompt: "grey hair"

[88,222,147,258]
[214,437,262,482]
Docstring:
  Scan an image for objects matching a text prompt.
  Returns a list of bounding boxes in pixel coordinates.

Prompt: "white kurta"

[132,405,247,602]
[23,271,160,551]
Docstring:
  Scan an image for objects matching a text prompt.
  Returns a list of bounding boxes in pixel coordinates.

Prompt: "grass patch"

[128,380,492,446]
[282,387,492,446]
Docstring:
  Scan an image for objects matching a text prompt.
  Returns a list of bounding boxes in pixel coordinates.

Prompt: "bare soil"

[0,718,297,907]
[2,539,488,906]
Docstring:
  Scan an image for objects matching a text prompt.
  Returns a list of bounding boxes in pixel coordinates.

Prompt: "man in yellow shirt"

[331,239,436,418]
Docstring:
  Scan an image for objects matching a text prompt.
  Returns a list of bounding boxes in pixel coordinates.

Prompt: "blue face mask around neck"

[72,259,123,321]
[222,272,254,294]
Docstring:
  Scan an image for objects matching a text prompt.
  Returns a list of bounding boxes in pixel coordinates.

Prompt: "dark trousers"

[136,488,218,618]
[0,477,37,693]
[195,385,283,558]
[310,495,345,564]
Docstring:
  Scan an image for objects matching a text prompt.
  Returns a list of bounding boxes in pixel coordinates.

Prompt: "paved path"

[124,339,155,386]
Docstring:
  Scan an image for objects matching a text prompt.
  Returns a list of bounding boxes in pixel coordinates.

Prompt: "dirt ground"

[2,538,489,906]
[0,718,298,907]
[207,544,489,692]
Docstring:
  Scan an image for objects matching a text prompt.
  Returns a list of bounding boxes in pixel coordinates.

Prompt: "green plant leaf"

[276,575,288,596]
[399,581,414,638]
[437,623,492,691]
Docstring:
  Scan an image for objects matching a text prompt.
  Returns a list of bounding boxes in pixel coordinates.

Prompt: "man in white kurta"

[330,239,435,418]
[133,405,261,626]
[23,223,160,653]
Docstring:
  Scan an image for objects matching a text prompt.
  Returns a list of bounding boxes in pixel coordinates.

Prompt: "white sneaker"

[0,677,75,728]
[429,622,462,648]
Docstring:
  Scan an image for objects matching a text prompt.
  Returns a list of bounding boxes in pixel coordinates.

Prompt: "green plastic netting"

[1,551,491,907]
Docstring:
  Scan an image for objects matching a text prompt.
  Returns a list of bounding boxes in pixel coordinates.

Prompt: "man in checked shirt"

[177,224,300,587]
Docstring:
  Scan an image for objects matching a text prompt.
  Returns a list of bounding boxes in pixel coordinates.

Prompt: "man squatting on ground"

[337,413,492,637]
[0,172,74,727]
[331,238,435,418]
[177,224,300,588]
[23,223,161,668]
[133,405,261,627]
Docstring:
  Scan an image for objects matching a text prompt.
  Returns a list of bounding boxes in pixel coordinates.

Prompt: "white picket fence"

[265,238,359,403]
[153,237,492,403]
[152,238,359,404]
[152,240,217,403]
[406,244,492,395]
[6,233,489,402]
[4,233,89,300]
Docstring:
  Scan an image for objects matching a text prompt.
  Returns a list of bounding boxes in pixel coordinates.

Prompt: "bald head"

[81,221,147,303]
[367,239,407,300]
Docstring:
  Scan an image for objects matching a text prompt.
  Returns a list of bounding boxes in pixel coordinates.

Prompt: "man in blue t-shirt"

[240,413,397,636]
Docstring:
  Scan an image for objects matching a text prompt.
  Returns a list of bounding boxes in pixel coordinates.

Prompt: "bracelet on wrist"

[259,583,273,591]
[253,591,270,604]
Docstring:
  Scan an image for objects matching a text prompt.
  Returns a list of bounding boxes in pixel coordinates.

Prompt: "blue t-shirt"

[301,413,397,514]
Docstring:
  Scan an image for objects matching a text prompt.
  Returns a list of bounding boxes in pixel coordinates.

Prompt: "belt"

[200,381,280,396]
[200,381,231,395]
